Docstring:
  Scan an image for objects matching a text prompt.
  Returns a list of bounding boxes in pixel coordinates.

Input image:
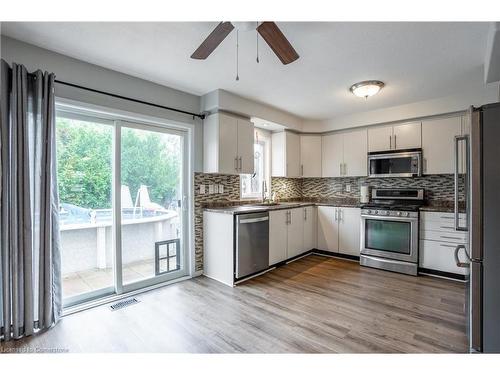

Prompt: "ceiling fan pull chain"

[256,22,260,63]
[236,30,240,81]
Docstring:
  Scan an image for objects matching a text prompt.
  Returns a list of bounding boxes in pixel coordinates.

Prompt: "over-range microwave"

[367,149,422,178]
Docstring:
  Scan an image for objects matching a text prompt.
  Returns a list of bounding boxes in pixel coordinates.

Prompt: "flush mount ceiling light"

[349,80,385,99]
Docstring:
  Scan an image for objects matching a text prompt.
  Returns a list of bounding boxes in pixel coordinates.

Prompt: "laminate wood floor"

[0,255,468,353]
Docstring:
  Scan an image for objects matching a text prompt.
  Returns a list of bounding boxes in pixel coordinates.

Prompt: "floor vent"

[109,298,140,311]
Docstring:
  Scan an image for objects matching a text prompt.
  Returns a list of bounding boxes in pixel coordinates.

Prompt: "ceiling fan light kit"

[191,21,299,80]
[349,80,385,98]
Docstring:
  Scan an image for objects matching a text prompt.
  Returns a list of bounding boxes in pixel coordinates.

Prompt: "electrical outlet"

[199,184,205,194]
[345,184,351,193]
[208,184,214,194]
[218,184,224,194]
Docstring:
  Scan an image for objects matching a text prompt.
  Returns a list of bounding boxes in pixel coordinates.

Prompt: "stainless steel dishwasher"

[235,212,269,279]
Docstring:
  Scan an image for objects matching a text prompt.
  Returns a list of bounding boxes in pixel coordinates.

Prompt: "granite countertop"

[203,198,362,215]
[419,201,465,213]
[204,199,465,215]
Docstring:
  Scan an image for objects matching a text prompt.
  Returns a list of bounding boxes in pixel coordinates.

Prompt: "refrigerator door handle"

[454,134,469,232]
[454,244,471,268]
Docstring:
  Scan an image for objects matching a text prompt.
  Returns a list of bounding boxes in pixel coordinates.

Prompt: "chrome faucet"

[262,180,268,203]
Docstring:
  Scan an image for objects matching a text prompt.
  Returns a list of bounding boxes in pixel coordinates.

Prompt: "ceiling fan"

[191,21,299,65]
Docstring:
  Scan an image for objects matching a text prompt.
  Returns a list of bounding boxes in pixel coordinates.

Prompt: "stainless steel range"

[360,188,424,276]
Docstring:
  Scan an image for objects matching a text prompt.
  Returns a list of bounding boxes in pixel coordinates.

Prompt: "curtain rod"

[53,79,205,120]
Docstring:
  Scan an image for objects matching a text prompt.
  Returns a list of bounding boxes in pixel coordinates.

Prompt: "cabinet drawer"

[419,240,466,275]
[421,211,466,223]
[420,211,466,231]
[420,229,467,243]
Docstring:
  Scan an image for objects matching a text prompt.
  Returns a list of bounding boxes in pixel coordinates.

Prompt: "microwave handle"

[454,134,469,232]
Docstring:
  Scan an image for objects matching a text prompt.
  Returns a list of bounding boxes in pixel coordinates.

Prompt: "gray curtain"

[0,60,62,341]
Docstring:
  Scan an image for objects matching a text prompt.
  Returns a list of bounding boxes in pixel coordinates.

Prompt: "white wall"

[201,89,304,131]
[303,81,500,133]
[1,35,205,171]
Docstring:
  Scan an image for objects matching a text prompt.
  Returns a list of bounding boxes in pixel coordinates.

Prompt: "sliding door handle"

[454,244,471,268]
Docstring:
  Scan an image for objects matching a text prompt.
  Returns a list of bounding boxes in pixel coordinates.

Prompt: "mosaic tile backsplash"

[194,172,462,271]
[301,174,464,202]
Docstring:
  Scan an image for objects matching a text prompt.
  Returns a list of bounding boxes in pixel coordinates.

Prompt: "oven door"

[360,214,418,263]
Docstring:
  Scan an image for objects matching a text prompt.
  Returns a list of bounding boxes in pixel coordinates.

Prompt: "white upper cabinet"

[342,130,368,177]
[322,130,367,177]
[422,116,462,174]
[203,113,255,175]
[272,131,301,177]
[393,122,421,150]
[368,125,393,152]
[368,122,421,152]
[321,133,343,177]
[237,119,255,174]
[300,135,322,177]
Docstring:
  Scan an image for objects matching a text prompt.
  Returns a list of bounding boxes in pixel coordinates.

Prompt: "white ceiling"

[1,22,491,120]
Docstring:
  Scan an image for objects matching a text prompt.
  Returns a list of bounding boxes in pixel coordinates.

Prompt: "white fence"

[60,212,179,275]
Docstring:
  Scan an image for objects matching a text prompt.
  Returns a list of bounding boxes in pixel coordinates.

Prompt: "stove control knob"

[397,212,401,216]
[402,212,409,217]
[374,210,379,215]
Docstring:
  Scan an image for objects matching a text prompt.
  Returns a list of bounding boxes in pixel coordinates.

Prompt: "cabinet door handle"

[334,208,338,221]
[389,135,392,149]
[339,163,342,176]
[234,157,238,171]
[301,164,304,176]
[343,163,347,176]
[288,211,292,225]
[238,156,242,171]
[339,208,343,222]
[394,134,397,149]
[304,208,307,220]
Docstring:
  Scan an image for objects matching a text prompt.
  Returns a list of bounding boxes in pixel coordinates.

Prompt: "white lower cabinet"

[287,208,305,259]
[338,207,361,256]
[419,240,467,275]
[317,206,360,255]
[317,206,339,252]
[269,210,289,265]
[269,206,317,266]
[419,211,468,275]
[303,206,317,251]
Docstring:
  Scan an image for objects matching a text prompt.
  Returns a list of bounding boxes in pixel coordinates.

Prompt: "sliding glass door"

[56,110,189,307]
[118,122,187,292]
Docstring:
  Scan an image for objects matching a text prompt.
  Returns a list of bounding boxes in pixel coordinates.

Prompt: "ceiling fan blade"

[257,22,299,65]
[191,22,234,60]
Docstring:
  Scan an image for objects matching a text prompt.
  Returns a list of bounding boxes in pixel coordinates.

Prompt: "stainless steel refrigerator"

[454,103,500,353]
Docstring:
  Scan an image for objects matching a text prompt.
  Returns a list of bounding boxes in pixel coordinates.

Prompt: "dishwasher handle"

[239,216,269,224]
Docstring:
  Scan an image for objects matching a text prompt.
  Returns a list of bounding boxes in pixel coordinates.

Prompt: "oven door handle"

[361,214,418,223]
